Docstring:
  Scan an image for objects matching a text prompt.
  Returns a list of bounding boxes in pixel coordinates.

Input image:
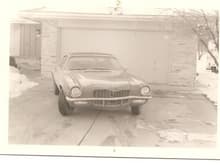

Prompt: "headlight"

[141,86,150,96]
[70,87,82,97]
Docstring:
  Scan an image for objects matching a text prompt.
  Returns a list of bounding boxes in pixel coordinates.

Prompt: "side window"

[59,55,67,67]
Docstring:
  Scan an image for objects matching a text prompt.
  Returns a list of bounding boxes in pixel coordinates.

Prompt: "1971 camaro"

[52,52,152,116]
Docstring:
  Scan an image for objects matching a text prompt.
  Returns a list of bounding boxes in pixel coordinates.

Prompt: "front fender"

[128,74,151,96]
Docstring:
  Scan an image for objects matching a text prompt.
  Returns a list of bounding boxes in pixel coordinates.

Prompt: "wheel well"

[51,72,62,92]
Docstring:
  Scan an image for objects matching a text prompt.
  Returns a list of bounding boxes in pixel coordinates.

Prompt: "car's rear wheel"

[58,89,74,116]
[131,106,140,115]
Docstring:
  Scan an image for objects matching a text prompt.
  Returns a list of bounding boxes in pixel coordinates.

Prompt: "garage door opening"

[60,28,172,84]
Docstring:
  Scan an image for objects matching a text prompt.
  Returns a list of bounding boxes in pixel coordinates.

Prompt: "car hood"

[64,70,144,89]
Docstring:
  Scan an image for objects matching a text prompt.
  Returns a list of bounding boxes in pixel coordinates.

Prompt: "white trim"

[18,10,174,22]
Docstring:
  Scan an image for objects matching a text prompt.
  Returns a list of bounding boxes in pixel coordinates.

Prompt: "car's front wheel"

[131,106,141,115]
[58,89,74,116]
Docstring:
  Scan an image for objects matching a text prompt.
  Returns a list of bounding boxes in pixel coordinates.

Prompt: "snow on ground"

[157,129,187,143]
[10,66,38,98]
[16,58,41,71]
[136,119,157,130]
[196,71,218,105]
[157,129,216,143]
[196,55,218,105]
[187,133,216,142]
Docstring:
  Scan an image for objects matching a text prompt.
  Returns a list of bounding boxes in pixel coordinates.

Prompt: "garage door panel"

[61,28,170,84]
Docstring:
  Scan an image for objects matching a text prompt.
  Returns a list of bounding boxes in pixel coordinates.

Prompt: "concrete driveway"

[9,72,217,147]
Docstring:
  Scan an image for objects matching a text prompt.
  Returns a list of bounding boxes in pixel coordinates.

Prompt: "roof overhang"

[10,17,40,24]
[17,9,175,22]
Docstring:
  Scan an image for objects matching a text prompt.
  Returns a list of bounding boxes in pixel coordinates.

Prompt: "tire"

[131,106,140,115]
[58,89,74,116]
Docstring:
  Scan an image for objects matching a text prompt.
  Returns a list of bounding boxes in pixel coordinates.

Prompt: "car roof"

[67,52,114,58]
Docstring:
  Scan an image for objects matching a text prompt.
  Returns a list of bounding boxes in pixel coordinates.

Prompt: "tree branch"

[177,11,218,67]
[215,11,219,51]
[201,10,218,49]
[199,38,219,67]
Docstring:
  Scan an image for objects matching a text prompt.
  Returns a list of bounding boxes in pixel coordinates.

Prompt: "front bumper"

[66,95,152,108]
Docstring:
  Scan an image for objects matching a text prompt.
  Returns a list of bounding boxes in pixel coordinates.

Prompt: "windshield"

[65,56,123,70]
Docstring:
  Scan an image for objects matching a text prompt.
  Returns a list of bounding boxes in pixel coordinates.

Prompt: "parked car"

[52,52,152,116]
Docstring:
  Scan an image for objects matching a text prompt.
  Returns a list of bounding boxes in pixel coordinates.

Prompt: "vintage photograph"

[8,0,218,151]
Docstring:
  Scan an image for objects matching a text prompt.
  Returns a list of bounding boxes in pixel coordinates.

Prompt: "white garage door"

[60,28,171,84]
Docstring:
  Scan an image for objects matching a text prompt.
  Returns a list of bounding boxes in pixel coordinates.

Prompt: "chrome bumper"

[66,95,152,108]
[66,95,152,101]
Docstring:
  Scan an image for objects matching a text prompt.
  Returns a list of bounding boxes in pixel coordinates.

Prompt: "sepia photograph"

[1,0,220,160]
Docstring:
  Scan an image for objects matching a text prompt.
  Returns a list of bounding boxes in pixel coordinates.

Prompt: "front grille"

[92,99,129,106]
[92,89,130,106]
[93,89,130,98]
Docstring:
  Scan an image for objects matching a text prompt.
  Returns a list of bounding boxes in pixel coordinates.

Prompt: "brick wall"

[41,20,59,77]
[168,22,197,87]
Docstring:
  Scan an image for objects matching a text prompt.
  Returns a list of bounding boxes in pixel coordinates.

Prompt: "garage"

[30,12,197,87]
[60,25,172,84]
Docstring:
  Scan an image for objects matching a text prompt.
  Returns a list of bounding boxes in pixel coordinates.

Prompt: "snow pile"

[196,53,218,105]
[10,66,38,98]
[16,58,41,70]
[197,54,209,73]
[196,70,218,105]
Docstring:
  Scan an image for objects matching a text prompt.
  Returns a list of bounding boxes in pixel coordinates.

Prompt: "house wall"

[10,23,41,59]
[40,18,197,87]
[10,24,20,57]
